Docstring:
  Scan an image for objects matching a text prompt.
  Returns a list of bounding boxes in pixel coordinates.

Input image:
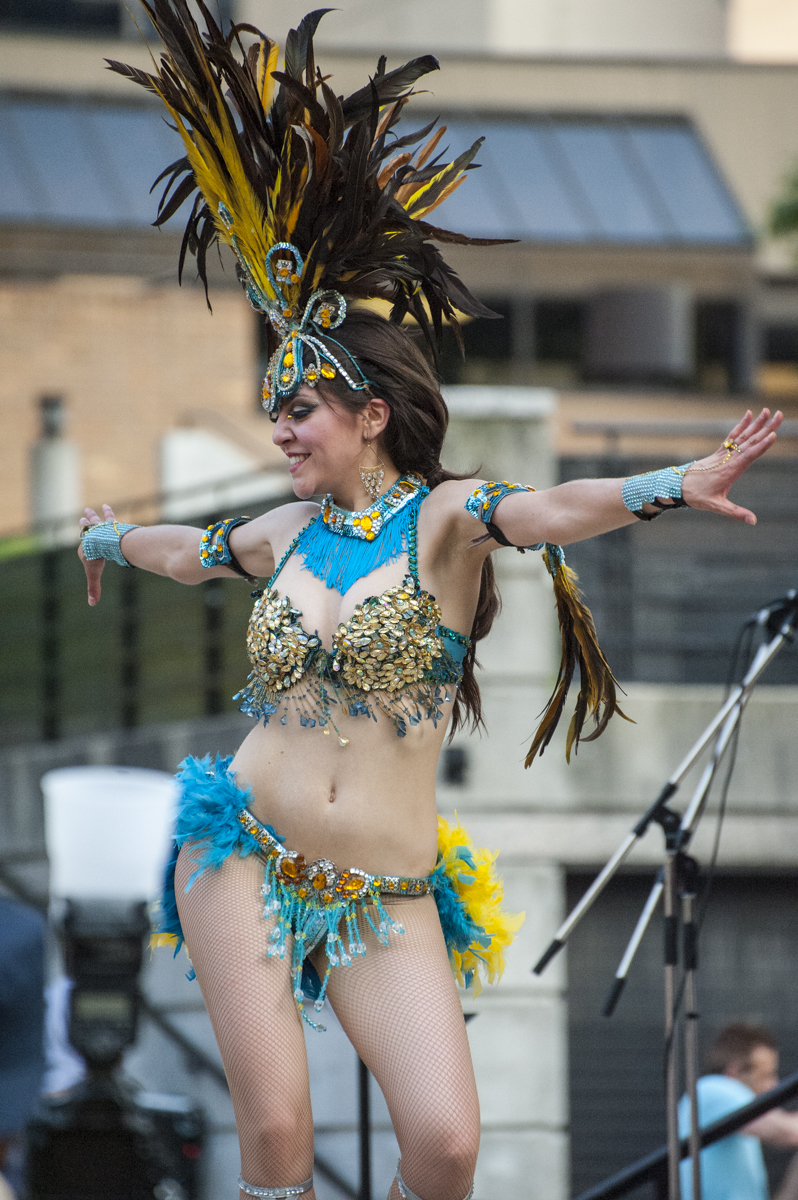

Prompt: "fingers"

[732,408,782,451]
[78,506,113,607]
[85,558,105,606]
[726,409,754,443]
[712,497,757,525]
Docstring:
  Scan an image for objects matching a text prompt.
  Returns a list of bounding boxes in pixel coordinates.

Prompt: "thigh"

[175,846,314,1180]
[315,895,480,1197]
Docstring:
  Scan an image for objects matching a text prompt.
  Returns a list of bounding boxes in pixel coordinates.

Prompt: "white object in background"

[30,438,81,547]
[160,427,288,520]
[42,766,178,901]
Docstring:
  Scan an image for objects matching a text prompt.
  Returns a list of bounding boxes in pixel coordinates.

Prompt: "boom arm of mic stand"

[532,613,798,978]
[603,868,665,1017]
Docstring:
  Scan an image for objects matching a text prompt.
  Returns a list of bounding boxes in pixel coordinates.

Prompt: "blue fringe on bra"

[294,492,424,595]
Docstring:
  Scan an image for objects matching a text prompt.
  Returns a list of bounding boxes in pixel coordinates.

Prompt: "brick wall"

[0,273,284,535]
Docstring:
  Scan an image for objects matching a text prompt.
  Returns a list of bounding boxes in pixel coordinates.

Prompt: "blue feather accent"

[295,495,423,595]
[430,863,491,955]
[153,753,283,950]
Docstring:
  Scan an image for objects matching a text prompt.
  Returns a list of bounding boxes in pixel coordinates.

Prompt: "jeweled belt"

[237,808,431,901]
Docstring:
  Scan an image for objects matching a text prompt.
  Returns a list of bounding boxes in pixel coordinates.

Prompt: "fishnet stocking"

[313,895,480,1200]
[174,846,317,1200]
[175,850,479,1200]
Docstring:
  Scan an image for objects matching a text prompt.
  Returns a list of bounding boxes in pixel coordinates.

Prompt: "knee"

[437,1125,479,1185]
[239,1099,309,1160]
[402,1117,479,1198]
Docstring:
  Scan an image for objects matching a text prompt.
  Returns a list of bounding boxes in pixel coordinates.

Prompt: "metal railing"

[574,1069,798,1200]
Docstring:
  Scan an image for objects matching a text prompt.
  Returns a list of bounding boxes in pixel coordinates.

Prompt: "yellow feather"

[436,814,525,995]
[257,38,280,115]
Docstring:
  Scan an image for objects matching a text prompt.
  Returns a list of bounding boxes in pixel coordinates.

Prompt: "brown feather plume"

[107,0,513,361]
[525,553,633,767]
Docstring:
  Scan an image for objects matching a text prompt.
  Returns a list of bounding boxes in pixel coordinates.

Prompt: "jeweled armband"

[81,521,139,567]
[465,481,544,552]
[621,464,693,522]
[200,517,254,581]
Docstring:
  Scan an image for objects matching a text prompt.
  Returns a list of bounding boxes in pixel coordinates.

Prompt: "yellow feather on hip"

[437,814,525,996]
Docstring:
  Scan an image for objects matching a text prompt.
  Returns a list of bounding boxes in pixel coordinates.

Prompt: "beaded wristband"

[622,464,694,521]
[81,521,139,567]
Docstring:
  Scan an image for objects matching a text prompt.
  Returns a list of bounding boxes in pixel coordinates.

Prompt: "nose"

[272,410,294,446]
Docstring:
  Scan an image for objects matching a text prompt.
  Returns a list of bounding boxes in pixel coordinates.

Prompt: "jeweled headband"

[220,230,372,417]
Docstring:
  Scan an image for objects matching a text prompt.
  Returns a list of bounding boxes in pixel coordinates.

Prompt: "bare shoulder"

[420,477,493,557]
[246,499,319,542]
[422,477,484,521]
[228,499,318,575]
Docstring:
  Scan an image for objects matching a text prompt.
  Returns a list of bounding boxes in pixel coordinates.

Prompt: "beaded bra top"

[234,487,470,743]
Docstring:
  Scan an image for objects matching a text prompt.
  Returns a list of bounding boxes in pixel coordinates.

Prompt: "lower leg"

[174,847,317,1199]
[318,896,480,1200]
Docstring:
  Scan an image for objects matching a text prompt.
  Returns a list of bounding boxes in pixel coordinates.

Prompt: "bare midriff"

[229,694,452,880]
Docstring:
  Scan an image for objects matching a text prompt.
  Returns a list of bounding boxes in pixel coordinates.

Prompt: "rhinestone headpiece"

[217,208,371,418]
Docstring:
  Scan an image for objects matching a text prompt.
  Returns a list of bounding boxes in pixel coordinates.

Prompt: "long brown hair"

[315,308,500,737]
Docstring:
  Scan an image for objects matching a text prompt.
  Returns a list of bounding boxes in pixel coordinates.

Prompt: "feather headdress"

[108,1,506,414]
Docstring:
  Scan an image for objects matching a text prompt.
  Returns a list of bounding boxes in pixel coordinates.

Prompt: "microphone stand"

[533,595,798,1198]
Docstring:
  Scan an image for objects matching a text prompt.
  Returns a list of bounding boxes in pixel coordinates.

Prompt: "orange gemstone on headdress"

[306,368,318,382]
[290,273,300,283]
[284,352,294,367]
[320,365,335,379]
[283,308,293,318]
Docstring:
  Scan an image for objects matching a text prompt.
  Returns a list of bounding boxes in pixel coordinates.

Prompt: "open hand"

[78,504,116,606]
[681,408,783,524]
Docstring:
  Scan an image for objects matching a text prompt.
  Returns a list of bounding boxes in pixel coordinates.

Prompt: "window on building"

[437,300,513,385]
[694,300,740,392]
[0,0,121,34]
[534,300,587,386]
[759,323,798,398]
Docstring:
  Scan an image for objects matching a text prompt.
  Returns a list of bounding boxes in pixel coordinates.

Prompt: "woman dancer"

[79,5,782,1198]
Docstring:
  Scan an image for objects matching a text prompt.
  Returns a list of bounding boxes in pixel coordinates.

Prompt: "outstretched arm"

[77,504,280,606]
[454,408,782,550]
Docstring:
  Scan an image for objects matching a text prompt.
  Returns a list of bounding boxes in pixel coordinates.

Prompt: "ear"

[360,397,390,441]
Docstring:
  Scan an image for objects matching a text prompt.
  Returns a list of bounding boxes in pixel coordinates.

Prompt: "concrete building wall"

[237,0,727,59]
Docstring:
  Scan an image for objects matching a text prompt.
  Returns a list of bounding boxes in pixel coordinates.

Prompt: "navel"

[329,786,336,804]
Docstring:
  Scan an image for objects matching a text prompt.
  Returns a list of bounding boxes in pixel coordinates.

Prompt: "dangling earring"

[359,440,385,500]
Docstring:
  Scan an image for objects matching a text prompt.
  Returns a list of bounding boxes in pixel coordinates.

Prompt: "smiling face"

[272,384,395,507]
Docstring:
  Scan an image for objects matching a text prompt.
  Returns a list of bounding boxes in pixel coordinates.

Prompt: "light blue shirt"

[679,1074,768,1200]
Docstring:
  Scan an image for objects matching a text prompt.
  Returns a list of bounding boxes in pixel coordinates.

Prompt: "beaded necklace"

[291,472,429,595]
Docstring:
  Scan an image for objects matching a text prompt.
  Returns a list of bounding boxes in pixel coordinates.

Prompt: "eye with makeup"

[288,403,316,421]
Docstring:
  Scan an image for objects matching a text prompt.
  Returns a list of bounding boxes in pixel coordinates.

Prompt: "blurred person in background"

[0,896,46,1198]
[680,1022,798,1200]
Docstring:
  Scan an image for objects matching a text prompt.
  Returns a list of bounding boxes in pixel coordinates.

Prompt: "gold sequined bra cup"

[234,487,471,741]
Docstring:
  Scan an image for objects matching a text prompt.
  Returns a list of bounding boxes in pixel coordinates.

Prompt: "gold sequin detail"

[245,591,320,692]
[330,575,442,693]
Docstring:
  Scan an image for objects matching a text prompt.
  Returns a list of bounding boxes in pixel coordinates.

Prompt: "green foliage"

[769,160,798,238]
